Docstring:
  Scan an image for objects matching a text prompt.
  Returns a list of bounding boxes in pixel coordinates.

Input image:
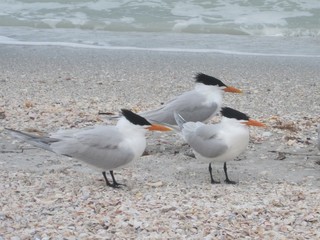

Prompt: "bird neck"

[195,83,223,106]
[116,118,147,159]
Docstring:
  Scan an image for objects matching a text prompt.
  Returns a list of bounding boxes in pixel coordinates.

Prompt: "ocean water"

[1,0,320,56]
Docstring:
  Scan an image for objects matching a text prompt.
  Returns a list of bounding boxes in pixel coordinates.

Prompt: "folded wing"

[185,124,228,158]
[141,90,218,124]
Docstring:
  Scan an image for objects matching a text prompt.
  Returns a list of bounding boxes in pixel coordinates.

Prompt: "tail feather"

[173,111,186,130]
[98,110,122,121]
[5,128,58,152]
[100,114,121,121]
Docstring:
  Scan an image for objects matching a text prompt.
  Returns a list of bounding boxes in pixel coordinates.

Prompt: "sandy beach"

[0,45,319,239]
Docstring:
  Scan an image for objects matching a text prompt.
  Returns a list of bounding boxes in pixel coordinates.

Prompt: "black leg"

[110,170,125,188]
[223,162,236,184]
[209,163,220,184]
[102,171,113,187]
[102,171,122,188]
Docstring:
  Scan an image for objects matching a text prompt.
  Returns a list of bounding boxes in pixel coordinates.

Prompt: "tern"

[174,107,265,184]
[140,73,242,125]
[6,109,171,188]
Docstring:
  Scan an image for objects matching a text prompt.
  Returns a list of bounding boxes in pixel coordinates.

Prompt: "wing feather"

[51,126,134,170]
[185,124,228,158]
[141,90,218,124]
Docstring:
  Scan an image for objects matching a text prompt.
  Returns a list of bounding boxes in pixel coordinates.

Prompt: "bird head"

[121,109,172,131]
[221,107,265,127]
[195,73,242,93]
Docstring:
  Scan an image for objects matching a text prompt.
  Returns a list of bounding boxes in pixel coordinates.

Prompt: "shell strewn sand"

[0,46,319,239]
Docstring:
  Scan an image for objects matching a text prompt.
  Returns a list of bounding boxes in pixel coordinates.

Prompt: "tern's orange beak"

[223,86,242,93]
[147,124,172,131]
[244,119,266,127]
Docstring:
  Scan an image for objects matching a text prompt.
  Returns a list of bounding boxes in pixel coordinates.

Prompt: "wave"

[1,0,320,37]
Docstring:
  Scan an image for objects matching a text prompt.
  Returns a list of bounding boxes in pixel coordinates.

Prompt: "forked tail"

[173,111,187,130]
[5,128,58,152]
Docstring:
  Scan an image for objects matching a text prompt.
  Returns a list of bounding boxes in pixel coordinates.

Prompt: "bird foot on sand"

[224,179,237,184]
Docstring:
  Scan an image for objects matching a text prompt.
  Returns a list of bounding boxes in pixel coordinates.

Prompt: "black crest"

[195,73,227,87]
[121,109,151,126]
[221,107,249,121]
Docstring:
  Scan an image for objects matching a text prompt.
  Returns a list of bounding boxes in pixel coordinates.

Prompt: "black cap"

[221,107,249,121]
[121,109,151,126]
[195,73,227,87]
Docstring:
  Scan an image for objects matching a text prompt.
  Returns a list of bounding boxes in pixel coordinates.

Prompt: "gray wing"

[140,90,218,125]
[6,126,134,170]
[51,125,134,170]
[185,124,228,158]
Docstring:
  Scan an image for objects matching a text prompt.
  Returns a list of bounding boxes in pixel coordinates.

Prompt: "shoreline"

[1,41,320,58]
[1,28,320,57]
[0,44,319,238]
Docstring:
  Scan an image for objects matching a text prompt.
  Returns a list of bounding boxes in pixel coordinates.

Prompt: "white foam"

[85,0,123,11]
[0,38,319,58]
[172,17,207,32]
[67,12,89,26]
[171,2,206,18]
[121,17,135,24]
[41,18,61,29]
